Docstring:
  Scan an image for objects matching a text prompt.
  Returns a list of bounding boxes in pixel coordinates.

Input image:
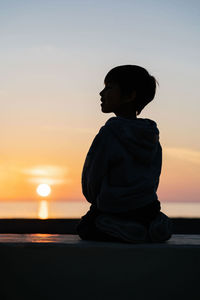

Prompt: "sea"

[0,201,200,219]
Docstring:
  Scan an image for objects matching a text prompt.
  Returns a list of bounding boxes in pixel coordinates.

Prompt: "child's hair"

[104,65,158,116]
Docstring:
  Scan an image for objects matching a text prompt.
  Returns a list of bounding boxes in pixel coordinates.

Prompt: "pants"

[76,201,161,243]
[76,204,122,242]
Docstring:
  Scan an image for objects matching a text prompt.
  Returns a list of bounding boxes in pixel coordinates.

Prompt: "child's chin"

[101,109,110,113]
[101,105,111,113]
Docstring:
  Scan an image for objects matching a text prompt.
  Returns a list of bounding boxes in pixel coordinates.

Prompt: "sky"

[0,0,200,203]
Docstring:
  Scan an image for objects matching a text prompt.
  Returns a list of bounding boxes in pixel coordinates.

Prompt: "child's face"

[99,81,122,113]
[99,81,136,115]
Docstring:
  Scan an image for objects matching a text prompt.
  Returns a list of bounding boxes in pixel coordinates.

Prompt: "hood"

[105,116,160,164]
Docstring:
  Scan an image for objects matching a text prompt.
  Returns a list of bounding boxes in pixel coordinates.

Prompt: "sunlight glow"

[38,200,48,219]
[36,184,51,197]
[164,147,200,165]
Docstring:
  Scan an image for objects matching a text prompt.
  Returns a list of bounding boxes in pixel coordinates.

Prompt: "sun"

[36,184,51,197]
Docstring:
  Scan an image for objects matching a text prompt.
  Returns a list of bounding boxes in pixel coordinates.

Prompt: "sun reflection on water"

[38,200,48,219]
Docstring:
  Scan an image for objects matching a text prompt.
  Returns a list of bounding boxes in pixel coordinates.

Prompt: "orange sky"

[1,142,200,203]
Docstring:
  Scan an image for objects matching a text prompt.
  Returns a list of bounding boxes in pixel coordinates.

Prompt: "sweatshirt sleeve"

[81,125,112,206]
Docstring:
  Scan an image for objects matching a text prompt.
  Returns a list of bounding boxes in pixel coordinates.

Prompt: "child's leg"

[76,205,122,242]
[148,211,173,242]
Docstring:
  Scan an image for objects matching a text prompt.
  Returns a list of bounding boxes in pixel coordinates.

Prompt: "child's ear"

[124,90,137,104]
[130,90,136,101]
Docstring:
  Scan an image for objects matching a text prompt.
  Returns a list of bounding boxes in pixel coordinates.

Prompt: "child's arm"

[81,126,112,207]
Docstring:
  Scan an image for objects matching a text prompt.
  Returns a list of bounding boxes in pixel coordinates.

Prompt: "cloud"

[28,177,71,185]
[22,165,71,185]
[164,147,200,165]
[22,165,68,176]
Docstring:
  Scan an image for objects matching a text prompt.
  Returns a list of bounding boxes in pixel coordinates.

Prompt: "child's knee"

[76,219,94,240]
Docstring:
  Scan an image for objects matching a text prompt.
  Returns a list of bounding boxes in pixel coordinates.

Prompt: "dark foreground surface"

[0,234,200,300]
[0,218,200,234]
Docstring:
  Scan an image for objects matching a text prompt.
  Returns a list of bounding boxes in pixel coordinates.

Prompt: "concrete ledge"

[1,234,200,299]
[1,233,200,247]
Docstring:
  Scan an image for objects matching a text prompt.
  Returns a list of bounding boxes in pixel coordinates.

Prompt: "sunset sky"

[0,0,200,204]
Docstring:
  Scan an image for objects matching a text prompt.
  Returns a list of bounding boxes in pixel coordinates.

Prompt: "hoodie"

[81,116,162,213]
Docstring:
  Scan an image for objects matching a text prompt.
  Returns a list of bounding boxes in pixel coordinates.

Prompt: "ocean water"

[0,201,200,219]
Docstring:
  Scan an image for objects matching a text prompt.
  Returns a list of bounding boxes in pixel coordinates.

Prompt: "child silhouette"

[77,65,172,243]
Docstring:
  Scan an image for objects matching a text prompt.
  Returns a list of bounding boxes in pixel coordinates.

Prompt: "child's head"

[100,65,157,117]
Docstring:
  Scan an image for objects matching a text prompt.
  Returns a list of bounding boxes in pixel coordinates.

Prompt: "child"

[76,65,172,243]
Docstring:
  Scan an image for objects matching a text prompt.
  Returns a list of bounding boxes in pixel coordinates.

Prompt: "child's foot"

[95,214,148,243]
[148,212,173,242]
